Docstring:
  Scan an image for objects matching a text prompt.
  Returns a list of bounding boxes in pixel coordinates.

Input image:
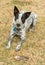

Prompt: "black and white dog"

[6,6,37,51]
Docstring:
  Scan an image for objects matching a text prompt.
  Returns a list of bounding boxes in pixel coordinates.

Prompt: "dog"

[6,6,38,51]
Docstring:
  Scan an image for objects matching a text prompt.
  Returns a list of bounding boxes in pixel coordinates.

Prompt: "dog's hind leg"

[29,14,37,32]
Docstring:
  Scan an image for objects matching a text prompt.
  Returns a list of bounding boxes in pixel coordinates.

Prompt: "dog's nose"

[17,24,20,27]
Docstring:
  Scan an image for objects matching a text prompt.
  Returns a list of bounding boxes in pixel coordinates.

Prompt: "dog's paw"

[29,29,34,32]
[6,45,10,49]
[15,44,21,52]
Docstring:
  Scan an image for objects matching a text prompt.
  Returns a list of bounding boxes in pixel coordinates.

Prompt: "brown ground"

[0,0,45,65]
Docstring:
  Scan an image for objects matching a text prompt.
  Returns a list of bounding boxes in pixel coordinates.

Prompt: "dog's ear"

[21,12,31,24]
[14,6,19,15]
[24,12,31,19]
[14,6,19,18]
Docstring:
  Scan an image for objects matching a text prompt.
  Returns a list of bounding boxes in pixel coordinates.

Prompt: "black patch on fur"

[14,6,19,21]
[21,12,31,24]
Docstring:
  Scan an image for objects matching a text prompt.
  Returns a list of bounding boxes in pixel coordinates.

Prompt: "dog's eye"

[21,17,25,24]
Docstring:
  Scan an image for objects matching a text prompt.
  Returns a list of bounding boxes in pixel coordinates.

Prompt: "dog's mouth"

[16,27,21,31]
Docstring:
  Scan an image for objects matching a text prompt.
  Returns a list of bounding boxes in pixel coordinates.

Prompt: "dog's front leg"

[15,31,26,51]
[15,39,24,51]
[6,31,15,49]
[6,17,16,49]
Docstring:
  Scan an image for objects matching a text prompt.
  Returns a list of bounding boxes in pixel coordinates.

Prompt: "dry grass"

[0,0,45,65]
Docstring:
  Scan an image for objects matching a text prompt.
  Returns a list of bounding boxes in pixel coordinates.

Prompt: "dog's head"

[14,6,31,29]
